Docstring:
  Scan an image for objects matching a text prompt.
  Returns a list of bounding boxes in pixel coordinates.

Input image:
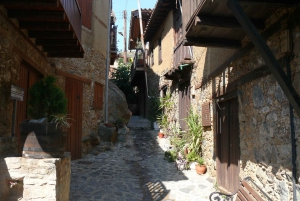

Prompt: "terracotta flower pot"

[195,164,207,175]
[158,132,164,138]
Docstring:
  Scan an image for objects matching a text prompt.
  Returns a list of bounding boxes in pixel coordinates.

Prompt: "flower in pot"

[156,113,168,138]
[20,75,68,158]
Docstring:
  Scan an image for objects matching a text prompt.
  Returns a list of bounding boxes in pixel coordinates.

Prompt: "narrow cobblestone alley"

[69,130,215,201]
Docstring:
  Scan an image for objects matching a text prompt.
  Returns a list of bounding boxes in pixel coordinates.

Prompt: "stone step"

[127,116,152,130]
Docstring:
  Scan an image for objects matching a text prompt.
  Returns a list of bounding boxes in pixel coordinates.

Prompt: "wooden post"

[227,0,300,118]
[123,10,127,64]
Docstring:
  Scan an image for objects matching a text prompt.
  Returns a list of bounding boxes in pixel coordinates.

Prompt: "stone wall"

[0,6,52,139]
[51,45,106,156]
[0,154,71,201]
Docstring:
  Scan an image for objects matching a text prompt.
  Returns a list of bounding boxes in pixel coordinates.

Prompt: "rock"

[253,85,264,108]
[108,81,132,125]
[128,104,139,115]
[275,85,287,103]
[89,133,100,146]
[97,123,117,142]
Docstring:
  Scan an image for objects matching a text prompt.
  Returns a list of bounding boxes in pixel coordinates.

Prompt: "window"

[94,82,104,109]
[158,38,162,64]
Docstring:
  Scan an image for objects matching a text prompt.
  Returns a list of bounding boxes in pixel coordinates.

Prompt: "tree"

[111,58,136,103]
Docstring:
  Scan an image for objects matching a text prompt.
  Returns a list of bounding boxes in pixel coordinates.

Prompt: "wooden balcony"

[130,49,145,86]
[0,0,84,58]
[110,25,117,64]
[165,40,194,80]
[182,0,299,48]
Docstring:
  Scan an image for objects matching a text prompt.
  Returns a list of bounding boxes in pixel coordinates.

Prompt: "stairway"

[127,116,152,130]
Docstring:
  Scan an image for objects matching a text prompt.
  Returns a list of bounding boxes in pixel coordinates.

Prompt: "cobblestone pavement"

[69,130,215,201]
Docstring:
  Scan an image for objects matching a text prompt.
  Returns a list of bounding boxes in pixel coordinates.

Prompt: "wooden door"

[216,98,240,193]
[179,81,190,131]
[65,77,83,160]
[16,62,42,153]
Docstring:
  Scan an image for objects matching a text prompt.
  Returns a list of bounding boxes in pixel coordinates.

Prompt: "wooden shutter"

[77,0,92,29]
[94,82,104,109]
[202,102,211,126]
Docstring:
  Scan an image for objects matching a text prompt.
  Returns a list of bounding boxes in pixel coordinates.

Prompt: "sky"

[113,0,157,52]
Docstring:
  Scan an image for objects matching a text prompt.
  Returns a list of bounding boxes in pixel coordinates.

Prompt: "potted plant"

[195,157,207,175]
[20,75,69,158]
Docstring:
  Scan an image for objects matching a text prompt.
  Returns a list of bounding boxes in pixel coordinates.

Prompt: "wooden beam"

[238,0,299,6]
[42,46,82,52]
[0,9,47,61]
[228,0,300,118]
[13,46,46,75]
[184,37,241,48]
[36,39,78,46]
[19,21,70,31]
[7,10,65,22]
[55,69,90,84]
[195,15,265,30]
[48,52,84,58]
[200,12,289,87]
[0,0,59,7]
[28,31,75,39]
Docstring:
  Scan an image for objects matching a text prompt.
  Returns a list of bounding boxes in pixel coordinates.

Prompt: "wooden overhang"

[0,0,84,58]
[129,9,152,50]
[184,0,300,118]
[184,0,299,48]
[144,0,176,42]
[164,62,193,81]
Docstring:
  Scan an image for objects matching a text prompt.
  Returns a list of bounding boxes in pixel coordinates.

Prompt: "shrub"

[27,76,67,121]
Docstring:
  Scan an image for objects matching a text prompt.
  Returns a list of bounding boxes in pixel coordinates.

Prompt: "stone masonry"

[0,154,70,201]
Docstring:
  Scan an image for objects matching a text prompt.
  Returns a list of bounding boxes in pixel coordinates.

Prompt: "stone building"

[132,0,300,200]
[0,0,115,199]
[0,0,116,160]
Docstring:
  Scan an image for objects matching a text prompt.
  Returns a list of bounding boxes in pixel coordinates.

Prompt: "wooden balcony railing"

[173,40,192,68]
[110,25,117,52]
[60,0,82,41]
[131,49,145,84]
[182,0,204,32]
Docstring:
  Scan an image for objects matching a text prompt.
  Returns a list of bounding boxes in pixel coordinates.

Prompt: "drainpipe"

[287,55,297,201]
[104,0,112,122]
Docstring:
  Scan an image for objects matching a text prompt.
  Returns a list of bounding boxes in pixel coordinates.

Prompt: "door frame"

[215,91,240,193]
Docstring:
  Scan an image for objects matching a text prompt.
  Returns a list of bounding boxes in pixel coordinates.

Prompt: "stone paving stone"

[69,129,215,201]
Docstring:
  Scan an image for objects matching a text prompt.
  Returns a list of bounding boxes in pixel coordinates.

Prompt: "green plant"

[27,76,67,121]
[156,113,168,131]
[185,108,203,155]
[111,58,136,103]
[51,114,72,131]
[148,97,161,122]
[158,92,173,112]
[164,150,177,162]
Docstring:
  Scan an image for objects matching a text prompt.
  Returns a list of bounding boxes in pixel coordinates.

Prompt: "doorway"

[16,62,43,154]
[65,77,83,160]
[216,97,240,193]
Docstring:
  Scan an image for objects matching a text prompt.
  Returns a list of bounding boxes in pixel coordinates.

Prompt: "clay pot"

[158,132,164,138]
[195,164,207,175]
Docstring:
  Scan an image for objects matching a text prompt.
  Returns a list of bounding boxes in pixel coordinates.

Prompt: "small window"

[94,82,104,109]
[158,38,162,64]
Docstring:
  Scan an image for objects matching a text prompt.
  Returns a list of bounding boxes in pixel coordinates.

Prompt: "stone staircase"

[127,116,152,130]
